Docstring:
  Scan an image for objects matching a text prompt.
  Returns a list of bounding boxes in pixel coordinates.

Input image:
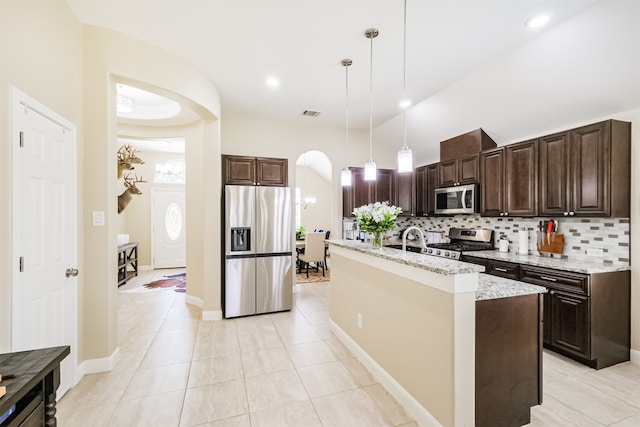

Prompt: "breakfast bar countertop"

[464,250,630,274]
[328,239,484,275]
[476,273,547,301]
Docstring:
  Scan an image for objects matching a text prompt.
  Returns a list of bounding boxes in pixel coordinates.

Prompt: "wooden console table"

[117,242,138,287]
[0,346,70,427]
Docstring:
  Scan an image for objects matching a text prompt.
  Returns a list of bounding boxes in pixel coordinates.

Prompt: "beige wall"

[330,250,475,426]
[625,109,640,356]
[221,116,396,243]
[0,0,83,354]
[296,166,332,233]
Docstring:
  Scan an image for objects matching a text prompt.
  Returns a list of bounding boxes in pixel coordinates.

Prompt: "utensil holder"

[537,233,564,255]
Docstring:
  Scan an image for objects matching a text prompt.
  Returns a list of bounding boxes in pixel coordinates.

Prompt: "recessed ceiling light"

[399,99,411,109]
[266,77,279,87]
[526,14,550,29]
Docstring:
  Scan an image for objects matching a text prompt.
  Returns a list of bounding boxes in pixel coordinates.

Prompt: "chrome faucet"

[402,226,427,253]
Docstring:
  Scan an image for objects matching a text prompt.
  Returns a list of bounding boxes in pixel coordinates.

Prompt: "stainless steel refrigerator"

[224,185,293,318]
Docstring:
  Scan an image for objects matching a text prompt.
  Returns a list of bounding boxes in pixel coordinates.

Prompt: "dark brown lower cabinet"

[549,290,590,359]
[476,294,543,427]
[520,266,630,369]
[466,256,631,369]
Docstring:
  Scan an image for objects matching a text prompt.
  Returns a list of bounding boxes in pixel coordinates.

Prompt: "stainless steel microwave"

[434,183,479,214]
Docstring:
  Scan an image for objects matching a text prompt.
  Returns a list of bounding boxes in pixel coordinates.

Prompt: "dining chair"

[323,230,330,269]
[297,232,326,277]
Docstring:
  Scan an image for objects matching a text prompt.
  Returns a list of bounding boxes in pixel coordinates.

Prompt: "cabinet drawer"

[485,260,520,280]
[461,256,486,267]
[520,266,589,296]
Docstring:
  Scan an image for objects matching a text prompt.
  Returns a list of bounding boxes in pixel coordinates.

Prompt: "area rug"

[143,272,186,293]
[296,268,330,284]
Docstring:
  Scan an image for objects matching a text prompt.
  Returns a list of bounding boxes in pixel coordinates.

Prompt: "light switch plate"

[92,211,105,227]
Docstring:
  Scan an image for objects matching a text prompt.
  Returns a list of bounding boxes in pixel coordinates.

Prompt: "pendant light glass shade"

[364,160,377,181]
[396,0,414,173]
[397,145,413,172]
[341,168,352,186]
[341,58,353,187]
[364,28,378,182]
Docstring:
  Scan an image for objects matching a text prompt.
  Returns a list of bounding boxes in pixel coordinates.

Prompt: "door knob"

[65,268,79,277]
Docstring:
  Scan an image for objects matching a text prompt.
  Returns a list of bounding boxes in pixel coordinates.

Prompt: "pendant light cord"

[369,32,374,162]
[345,61,350,168]
[402,0,408,150]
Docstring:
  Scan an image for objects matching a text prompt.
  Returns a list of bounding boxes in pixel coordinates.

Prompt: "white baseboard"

[631,349,640,365]
[139,264,153,271]
[329,320,441,427]
[202,310,223,321]
[185,294,203,308]
[79,346,120,375]
[184,294,222,320]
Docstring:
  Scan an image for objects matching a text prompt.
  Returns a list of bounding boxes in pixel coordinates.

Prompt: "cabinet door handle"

[569,211,575,216]
[540,276,557,282]
[494,267,508,272]
[549,290,555,295]
[563,212,569,216]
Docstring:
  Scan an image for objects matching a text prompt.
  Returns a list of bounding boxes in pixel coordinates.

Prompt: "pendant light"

[364,28,379,181]
[340,58,353,187]
[397,0,413,173]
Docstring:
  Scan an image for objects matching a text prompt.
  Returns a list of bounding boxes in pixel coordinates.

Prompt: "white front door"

[152,189,186,269]
[12,88,78,397]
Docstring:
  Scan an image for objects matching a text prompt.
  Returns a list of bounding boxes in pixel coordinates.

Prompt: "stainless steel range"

[424,227,494,260]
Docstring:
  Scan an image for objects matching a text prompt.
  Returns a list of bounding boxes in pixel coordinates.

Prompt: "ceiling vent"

[302,110,322,117]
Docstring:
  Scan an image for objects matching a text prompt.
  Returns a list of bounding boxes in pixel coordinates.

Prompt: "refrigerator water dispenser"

[230,227,251,251]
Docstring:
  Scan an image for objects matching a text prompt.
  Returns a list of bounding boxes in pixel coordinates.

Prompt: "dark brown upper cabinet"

[539,120,630,217]
[393,170,415,216]
[222,155,288,187]
[439,154,479,187]
[480,140,538,217]
[342,167,394,216]
[415,163,439,217]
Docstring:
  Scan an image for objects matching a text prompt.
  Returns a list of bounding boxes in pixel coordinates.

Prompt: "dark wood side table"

[117,242,138,287]
[0,346,70,427]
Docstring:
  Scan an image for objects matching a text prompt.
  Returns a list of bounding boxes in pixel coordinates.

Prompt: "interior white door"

[12,89,77,397]
[152,189,186,268]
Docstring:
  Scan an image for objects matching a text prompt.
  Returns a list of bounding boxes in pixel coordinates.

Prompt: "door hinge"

[19,256,24,272]
[19,131,24,147]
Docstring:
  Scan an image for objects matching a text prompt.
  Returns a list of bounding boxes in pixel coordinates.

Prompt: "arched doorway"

[295,150,333,238]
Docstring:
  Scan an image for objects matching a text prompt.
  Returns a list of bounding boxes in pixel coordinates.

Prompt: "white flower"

[352,201,402,233]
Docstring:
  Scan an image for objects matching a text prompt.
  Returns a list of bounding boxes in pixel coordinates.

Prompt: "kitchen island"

[328,240,546,427]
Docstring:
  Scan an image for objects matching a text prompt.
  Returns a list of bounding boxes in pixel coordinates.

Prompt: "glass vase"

[370,231,384,249]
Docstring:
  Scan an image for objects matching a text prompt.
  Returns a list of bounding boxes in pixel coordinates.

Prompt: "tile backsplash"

[394,215,630,265]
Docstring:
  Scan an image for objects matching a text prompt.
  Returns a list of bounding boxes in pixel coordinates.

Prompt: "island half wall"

[329,243,481,427]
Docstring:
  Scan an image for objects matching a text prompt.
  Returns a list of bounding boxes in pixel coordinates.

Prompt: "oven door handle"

[461,188,467,210]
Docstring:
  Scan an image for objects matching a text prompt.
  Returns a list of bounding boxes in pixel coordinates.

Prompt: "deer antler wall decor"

[117,144,145,179]
[118,173,147,214]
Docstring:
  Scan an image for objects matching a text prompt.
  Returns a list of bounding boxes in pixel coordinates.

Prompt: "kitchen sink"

[384,244,425,254]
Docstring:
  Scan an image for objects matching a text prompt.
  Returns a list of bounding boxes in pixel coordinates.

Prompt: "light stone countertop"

[463,250,630,274]
[328,240,484,275]
[330,240,548,300]
[476,274,547,301]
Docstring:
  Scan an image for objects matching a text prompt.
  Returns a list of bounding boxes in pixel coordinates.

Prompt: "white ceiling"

[66,0,639,163]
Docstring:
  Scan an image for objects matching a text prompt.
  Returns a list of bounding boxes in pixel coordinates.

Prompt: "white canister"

[499,239,509,252]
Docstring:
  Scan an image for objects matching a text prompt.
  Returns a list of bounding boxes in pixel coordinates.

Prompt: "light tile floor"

[57,269,640,426]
